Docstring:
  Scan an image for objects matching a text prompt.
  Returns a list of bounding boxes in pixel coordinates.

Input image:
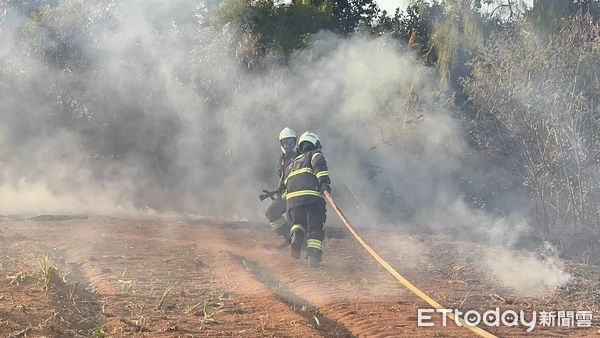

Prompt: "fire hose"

[323,191,497,338]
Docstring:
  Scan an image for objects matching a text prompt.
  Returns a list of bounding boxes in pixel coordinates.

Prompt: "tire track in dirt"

[230,253,356,337]
[216,224,472,337]
[3,217,325,336]
[224,224,600,337]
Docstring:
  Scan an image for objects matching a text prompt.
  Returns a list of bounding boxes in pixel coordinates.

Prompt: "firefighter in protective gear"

[265,128,297,242]
[278,131,330,267]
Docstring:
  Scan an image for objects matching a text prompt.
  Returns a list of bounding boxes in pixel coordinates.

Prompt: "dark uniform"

[265,152,295,239]
[278,149,330,262]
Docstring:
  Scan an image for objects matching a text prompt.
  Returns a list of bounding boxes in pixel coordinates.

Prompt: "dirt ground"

[0,215,599,337]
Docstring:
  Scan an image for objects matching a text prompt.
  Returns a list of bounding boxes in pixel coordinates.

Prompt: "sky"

[376,0,535,16]
[376,0,409,13]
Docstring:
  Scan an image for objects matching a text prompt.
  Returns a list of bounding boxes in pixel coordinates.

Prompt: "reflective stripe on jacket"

[279,149,330,209]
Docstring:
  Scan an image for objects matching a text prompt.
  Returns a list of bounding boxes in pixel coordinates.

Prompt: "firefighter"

[265,127,297,244]
[279,131,330,267]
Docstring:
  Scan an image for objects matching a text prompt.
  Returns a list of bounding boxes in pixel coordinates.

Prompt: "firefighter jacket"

[274,152,295,196]
[278,152,295,179]
[278,149,330,209]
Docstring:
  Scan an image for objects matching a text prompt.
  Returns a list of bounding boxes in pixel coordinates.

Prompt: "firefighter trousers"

[265,197,291,239]
[288,203,326,260]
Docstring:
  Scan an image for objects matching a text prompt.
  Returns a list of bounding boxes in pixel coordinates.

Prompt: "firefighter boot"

[306,236,323,268]
[290,231,304,259]
[276,222,292,249]
[308,254,321,268]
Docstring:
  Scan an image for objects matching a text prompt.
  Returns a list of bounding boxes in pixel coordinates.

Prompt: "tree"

[216,0,383,65]
[462,13,600,244]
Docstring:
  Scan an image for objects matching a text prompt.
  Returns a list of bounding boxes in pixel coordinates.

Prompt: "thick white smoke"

[0,0,570,294]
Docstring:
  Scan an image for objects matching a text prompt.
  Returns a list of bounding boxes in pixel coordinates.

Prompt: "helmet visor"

[281,137,296,154]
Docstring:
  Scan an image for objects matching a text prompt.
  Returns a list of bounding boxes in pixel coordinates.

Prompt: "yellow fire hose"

[323,191,497,338]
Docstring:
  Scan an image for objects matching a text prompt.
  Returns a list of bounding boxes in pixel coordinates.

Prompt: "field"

[1,216,598,337]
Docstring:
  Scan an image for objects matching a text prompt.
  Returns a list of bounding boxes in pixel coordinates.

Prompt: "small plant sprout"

[202,300,218,325]
[91,323,108,338]
[118,280,135,293]
[39,255,54,291]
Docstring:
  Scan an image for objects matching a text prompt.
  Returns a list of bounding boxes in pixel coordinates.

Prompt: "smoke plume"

[0,0,570,294]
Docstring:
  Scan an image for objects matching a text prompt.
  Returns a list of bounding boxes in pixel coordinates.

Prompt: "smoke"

[483,244,571,297]
[0,0,570,294]
[0,0,456,219]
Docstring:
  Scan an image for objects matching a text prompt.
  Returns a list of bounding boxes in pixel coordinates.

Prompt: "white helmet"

[279,127,297,141]
[278,127,297,154]
[298,131,320,148]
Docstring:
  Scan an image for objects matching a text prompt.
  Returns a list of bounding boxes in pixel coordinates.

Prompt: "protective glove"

[320,182,331,194]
